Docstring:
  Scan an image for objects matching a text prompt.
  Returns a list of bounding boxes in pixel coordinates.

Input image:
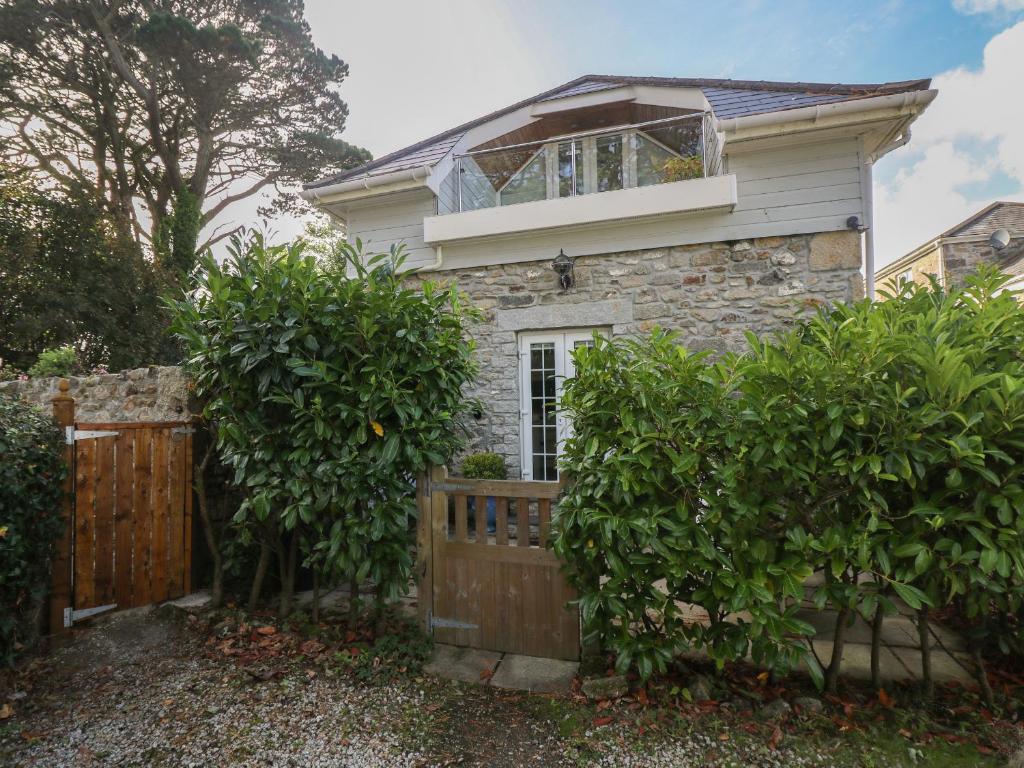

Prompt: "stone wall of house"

[0,366,192,423]
[941,240,1000,287]
[412,230,864,478]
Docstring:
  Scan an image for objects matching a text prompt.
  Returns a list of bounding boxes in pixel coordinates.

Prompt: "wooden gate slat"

[73,439,97,610]
[183,430,193,595]
[92,436,116,605]
[516,498,530,547]
[495,498,509,546]
[132,428,153,606]
[114,431,135,608]
[150,429,170,603]
[167,433,186,599]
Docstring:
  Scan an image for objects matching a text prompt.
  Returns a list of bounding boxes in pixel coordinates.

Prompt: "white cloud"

[220,0,560,248]
[873,21,1024,266]
[953,0,1024,14]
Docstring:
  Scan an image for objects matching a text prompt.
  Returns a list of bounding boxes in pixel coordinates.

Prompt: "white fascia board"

[299,165,433,206]
[529,86,636,116]
[423,174,737,245]
[630,85,710,112]
[719,90,937,156]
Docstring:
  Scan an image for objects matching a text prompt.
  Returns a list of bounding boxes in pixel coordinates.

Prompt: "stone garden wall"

[0,366,192,423]
[411,231,864,477]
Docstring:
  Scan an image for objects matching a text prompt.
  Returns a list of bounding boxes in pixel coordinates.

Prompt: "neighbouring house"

[302,74,935,481]
[875,201,1024,294]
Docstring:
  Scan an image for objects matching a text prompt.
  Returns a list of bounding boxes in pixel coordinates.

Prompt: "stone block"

[809,231,861,271]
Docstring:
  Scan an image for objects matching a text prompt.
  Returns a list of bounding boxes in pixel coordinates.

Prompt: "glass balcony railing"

[443,112,722,215]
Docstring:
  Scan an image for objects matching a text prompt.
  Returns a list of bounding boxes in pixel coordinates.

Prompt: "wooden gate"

[68,421,193,622]
[416,466,580,661]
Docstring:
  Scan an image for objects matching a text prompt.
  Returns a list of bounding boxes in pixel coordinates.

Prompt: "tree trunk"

[278,532,298,618]
[870,602,885,690]
[917,608,934,700]
[373,581,387,637]
[248,540,272,613]
[348,573,360,629]
[194,442,223,609]
[825,605,851,694]
[311,570,320,625]
[972,645,995,709]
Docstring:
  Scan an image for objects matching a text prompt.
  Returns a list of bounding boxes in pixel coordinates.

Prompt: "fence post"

[415,469,433,635]
[50,379,74,634]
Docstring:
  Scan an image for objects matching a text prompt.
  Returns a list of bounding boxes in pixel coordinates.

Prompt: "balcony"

[425,112,733,245]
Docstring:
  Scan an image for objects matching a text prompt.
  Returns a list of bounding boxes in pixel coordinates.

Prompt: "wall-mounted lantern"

[552,249,576,292]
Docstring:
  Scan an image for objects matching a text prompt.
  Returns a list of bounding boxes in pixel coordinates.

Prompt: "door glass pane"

[500,150,547,206]
[596,135,623,192]
[558,140,582,197]
[528,341,558,481]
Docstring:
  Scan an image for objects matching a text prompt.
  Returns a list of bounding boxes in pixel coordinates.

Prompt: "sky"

[242,0,1024,269]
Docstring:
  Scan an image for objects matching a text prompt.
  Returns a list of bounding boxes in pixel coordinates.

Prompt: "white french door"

[518,330,597,481]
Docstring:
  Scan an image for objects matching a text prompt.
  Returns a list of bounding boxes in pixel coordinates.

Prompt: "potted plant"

[461,452,507,534]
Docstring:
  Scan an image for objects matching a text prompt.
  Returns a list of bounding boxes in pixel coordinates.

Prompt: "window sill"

[423,174,737,245]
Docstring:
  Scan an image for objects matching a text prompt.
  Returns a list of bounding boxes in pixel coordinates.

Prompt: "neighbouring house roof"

[942,200,1024,238]
[876,201,1024,279]
[305,74,931,191]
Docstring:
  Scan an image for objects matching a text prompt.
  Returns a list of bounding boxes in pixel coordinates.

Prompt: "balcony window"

[558,140,583,198]
[452,112,719,213]
[499,149,547,206]
[595,135,623,192]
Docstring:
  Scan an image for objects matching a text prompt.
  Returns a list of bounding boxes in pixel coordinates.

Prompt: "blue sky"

[246,0,1024,269]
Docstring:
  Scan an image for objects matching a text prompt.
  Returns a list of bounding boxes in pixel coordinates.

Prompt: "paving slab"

[490,653,578,694]
[425,644,502,685]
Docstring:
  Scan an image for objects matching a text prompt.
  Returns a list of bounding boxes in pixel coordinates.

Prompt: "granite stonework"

[0,366,192,422]
[412,231,864,477]
[942,240,1001,287]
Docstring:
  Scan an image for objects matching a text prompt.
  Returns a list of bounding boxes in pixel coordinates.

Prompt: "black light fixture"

[552,248,575,292]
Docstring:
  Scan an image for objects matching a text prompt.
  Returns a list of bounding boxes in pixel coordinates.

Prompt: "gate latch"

[64,603,117,628]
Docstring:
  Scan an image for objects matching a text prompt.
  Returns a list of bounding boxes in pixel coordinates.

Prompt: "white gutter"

[416,244,444,273]
[300,163,434,204]
[717,89,937,142]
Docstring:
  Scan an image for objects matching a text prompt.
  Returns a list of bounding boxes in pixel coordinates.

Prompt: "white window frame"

[518,329,599,481]
[899,269,914,285]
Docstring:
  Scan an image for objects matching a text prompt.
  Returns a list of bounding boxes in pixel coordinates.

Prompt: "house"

[875,201,1024,294]
[302,74,935,481]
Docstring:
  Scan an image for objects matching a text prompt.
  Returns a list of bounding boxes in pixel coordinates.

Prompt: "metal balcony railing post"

[457,156,463,212]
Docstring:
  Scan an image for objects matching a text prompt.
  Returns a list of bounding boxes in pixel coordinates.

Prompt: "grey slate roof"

[306,74,931,191]
[944,201,1024,237]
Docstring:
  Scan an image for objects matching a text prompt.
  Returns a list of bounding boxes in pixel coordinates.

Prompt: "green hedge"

[0,394,65,665]
[553,268,1024,694]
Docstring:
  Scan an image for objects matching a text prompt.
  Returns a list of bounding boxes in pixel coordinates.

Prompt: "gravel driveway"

[0,609,1005,767]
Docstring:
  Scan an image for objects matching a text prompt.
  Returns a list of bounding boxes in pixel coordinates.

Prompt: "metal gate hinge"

[430,614,478,631]
[64,603,117,627]
[171,426,194,436]
[67,428,119,443]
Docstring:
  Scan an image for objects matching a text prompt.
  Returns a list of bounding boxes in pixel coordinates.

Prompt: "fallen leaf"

[479,668,494,681]
[768,725,783,750]
[255,626,277,636]
[757,671,770,684]
[0,704,12,720]
[878,688,894,708]
[593,716,613,727]
[718,733,730,741]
